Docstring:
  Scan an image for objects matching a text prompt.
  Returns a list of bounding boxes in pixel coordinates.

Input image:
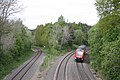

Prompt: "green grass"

[40,47,70,71]
[0,50,34,80]
[40,53,57,71]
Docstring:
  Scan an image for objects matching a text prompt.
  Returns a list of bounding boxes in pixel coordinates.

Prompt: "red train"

[74,45,86,62]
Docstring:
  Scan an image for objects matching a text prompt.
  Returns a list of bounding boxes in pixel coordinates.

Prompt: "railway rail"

[53,51,74,80]
[53,50,96,80]
[5,49,42,80]
[76,63,96,80]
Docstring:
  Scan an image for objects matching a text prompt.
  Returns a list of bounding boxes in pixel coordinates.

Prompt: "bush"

[88,15,120,80]
[0,49,33,79]
[100,40,120,80]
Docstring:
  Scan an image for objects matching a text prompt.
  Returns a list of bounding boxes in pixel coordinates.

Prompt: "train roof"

[78,45,86,49]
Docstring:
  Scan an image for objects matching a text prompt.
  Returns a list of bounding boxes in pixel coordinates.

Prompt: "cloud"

[17,0,99,29]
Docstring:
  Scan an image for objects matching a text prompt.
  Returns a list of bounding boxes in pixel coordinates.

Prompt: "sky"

[16,0,99,29]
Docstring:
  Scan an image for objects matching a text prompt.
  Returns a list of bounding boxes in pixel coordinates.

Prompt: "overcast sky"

[17,0,99,29]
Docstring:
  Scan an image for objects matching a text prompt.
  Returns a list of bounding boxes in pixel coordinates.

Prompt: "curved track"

[53,51,74,80]
[76,63,96,80]
[53,51,96,80]
[5,50,42,80]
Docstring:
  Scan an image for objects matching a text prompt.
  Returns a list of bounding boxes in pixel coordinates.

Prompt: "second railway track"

[5,49,42,80]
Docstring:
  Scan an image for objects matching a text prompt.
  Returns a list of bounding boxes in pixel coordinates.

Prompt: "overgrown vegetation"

[40,47,63,70]
[89,0,120,80]
[0,0,34,79]
[35,15,91,49]
[0,0,91,79]
[0,20,34,79]
[2,0,119,80]
[35,15,91,70]
[0,50,33,79]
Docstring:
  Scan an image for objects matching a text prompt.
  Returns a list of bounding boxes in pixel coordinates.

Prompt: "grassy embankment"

[40,48,66,71]
[0,50,34,79]
[40,45,78,71]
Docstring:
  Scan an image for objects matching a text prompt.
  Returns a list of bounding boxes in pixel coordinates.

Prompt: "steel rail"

[76,63,84,80]
[64,53,74,80]
[76,63,91,80]
[81,63,96,80]
[53,51,74,80]
[19,53,41,80]
[81,63,91,80]
[65,53,74,80]
[10,50,42,80]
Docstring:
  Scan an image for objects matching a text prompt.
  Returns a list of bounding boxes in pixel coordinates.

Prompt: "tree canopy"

[95,0,120,18]
[35,16,91,51]
[89,0,120,80]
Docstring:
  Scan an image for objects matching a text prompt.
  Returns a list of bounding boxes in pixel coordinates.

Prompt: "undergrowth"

[0,50,34,80]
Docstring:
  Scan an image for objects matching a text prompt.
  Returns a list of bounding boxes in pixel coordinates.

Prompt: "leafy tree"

[89,0,120,79]
[49,23,63,49]
[35,16,90,51]
[0,0,22,50]
[74,29,85,45]
[62,24,75,47]
[58,15,66,26]
[35,25,49,47]
[95,0,120,18]
[12,33,24,58]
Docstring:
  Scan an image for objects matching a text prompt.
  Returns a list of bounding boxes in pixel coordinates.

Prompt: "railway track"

[53,51,74,80]
[5,50,42,80]
[73,59,96,80]
[53,50,96,80]
[76,63,90,80]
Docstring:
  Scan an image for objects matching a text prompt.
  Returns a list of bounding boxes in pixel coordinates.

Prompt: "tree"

[62,24,75,47]
[88,0,120,79]
[0,0,22,50]
[95,0,120,18]
[35,25,49,47]
[58,15,66,26]
[74,29,85,45]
